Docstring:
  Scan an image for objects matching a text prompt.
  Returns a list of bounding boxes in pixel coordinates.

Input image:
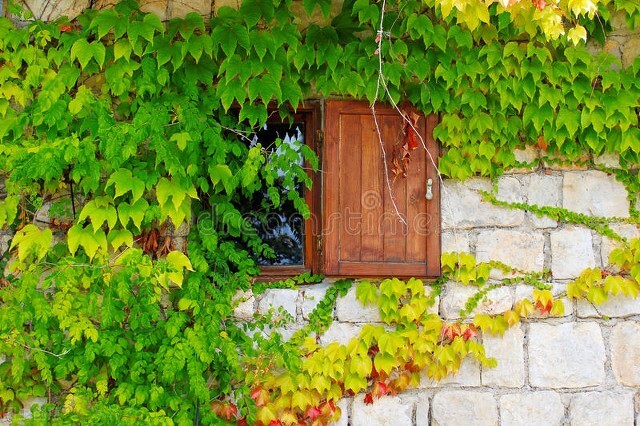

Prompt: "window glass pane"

[246,122,306,266]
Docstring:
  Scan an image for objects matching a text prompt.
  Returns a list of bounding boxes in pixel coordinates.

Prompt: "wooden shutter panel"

[323,100,440,277]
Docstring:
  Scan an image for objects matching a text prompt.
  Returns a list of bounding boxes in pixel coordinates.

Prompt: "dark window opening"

[246,122,306,267]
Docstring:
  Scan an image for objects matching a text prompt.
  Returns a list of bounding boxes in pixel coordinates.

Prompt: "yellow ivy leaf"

[550,300,565,316]
[515,299,535,318]
[503,310,520,326]
[567,25,587,45]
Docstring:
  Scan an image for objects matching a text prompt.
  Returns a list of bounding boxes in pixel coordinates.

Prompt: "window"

[246,102,322,278]
[249,100,440,278]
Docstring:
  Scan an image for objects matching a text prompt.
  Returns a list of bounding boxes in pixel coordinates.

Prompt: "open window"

[322,100,441,278]
[243,103,322,279]
[244,100,440,279]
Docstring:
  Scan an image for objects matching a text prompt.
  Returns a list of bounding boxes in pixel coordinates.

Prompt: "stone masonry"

[2,1,640,424]
[246,168,640,426]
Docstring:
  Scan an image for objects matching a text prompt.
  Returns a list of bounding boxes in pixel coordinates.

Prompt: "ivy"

[0,0,639,424]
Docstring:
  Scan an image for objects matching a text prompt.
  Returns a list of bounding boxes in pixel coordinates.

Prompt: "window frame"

[254,101,323,280]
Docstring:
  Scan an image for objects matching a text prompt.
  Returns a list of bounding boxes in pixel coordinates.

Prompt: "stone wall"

[243,165,640,426]
[2,1,640,425]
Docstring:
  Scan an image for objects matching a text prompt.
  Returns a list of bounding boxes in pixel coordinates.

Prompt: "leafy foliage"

[0,0,639,424]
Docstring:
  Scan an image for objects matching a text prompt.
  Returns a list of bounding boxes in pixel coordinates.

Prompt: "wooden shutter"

[323,100,440,277]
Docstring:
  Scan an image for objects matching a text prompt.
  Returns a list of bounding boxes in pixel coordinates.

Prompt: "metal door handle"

[425,178,433,200]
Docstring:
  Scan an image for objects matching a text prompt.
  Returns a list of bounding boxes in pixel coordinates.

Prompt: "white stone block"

[351,394,413,426]
[577,295,640,318]
[415,393,430,426]
[482,326,525,387]
[23,0,89,20]
[170,0,212,18]
[301,282,331,320]
[441,179,524,230]
[432,391,498,426]
[513,145,539,166]
[257,289,298,318]
[0,412,10,426]
[319,322,363,347]
[568,392,635,426]
[550,227,596,279]
[441,231,470,253]
[562,170,630,218]
[611,321,640,386]
[0,234,11,254]
[335,286,381,323]
[525,173,562,228]
[528,211,558,229]
[500,392,565,426]
[496,175,525,204]
[232,290,255,320]
[526,173,562,207]
[594,153,621,168]
[420,357,481,387]
[440,283,512,319]
[528,322,605,388]
[475,230,545,278]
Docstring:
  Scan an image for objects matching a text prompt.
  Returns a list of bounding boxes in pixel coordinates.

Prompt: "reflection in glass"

[246,123,305,266]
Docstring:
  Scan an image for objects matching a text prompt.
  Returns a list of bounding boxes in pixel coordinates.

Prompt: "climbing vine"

[0,0,639,424]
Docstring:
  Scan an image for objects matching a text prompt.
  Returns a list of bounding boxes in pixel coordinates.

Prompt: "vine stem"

[372,1,464,253]
[6,338,71,358]
[371,0,407,226]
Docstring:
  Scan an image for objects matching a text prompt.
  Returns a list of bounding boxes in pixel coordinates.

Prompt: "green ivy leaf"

[107,229,134,250]
[356,281,378,305]
[373,352,397,375]
[78,199,118,232]
[89,8,121,40]
[67,224,107,259]
[170,132,192,151]
[10,224,52,263]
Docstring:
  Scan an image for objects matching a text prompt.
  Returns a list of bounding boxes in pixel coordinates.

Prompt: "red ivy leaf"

[407,127,419,150]
[210,401,238,420]
[237,418,249,426]
[306,406,322,420]
[363,393,374,405]
[320,400,336,417]
[371,381,388,398]
[536,300,553,315]
[536,135,548,150]
[441,323,461,341]
[250,387,270,406]
[462,325,478,340]
[60,24,73,33]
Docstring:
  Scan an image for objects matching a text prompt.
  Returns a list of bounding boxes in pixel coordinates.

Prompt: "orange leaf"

[536,135,548,150]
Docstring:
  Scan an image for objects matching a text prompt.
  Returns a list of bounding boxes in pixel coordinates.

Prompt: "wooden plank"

[323,101,341,275]
[406,115,428,263]
[337,261,427,278]
[382,113,406,262]
[425,114,441,276]
[338,113,362,262]
[360,114,384,261]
